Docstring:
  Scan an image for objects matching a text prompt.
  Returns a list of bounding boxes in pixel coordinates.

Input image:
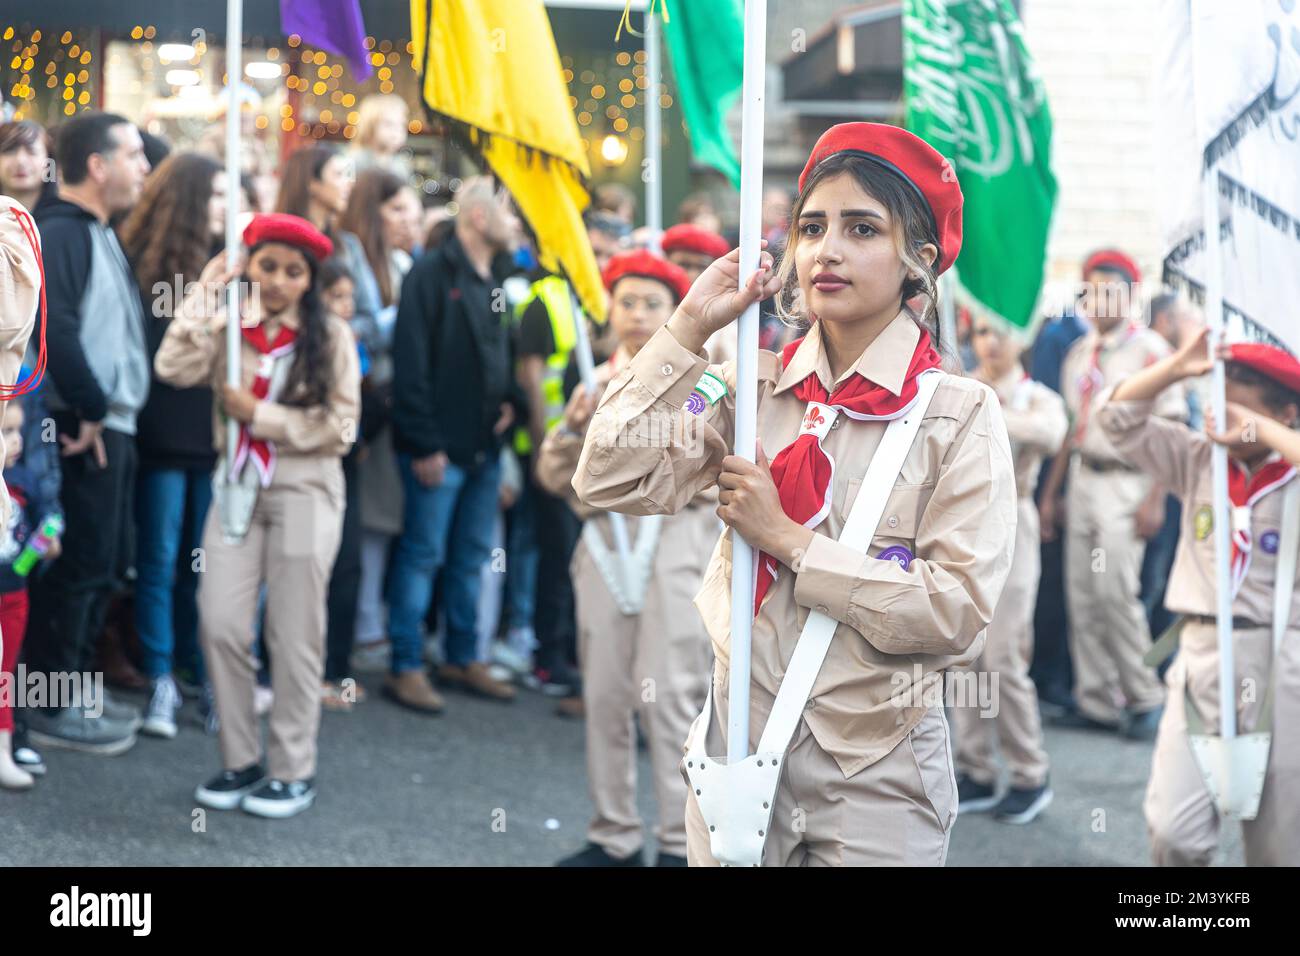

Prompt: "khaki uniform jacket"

[1062,324,1186,460]
[0,197,40,524]
[573,313,1018,777]
[154,285,360,460]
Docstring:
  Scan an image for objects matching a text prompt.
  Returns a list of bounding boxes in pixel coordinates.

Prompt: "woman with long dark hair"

[274,144,352,240]
[155,213,360,819]
[118,151,226,738]
[332,168,420,696]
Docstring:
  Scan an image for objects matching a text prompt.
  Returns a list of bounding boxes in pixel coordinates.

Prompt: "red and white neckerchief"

[1072,322,1140,446]
[1228,455,1296,596]
[228,322,297,488]
[752,328,942,617]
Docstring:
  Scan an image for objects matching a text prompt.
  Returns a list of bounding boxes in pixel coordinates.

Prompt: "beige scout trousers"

[1065,461,1166,724]
[576,507,716,860]
[1144,622,1300,866]
[683,685,957,866]
[198,456,345,782]
[953,497,1050,789]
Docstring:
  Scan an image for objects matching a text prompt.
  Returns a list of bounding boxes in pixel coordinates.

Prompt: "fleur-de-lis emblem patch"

[802,407,825,431]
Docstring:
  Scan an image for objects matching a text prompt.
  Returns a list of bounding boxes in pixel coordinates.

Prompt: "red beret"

[661,223,730,260]
[1082,249,1141,284]
[1227,343,1300,396]
[601,249,691,304]
[243,213,334,263]
[797,122,963,274]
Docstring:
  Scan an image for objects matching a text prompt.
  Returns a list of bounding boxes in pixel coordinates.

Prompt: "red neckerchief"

[752,328,941,617]
[1073,322,1139,446]
[229,322,297,487]
[1228,456,1296,596]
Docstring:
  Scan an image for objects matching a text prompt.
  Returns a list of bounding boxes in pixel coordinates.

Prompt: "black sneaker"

[524,663,581,698]
[240,778,316,819]
[655,852,688,867]
[1048,708,1121,733]
[555,842,644,867]
[11,725,45,776]
[1121,705,1163,741]
[195,764,266,810]
[993,780,1054,825]
[956,774,1000,814]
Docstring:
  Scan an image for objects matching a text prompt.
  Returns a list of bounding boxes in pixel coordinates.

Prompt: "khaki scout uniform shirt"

[1099,395,1300,630]
[982,367,1069,498]
[574,313,1018,777]
[1061,323,1185,461]
[0,198,40,525]
[154,286,361,460]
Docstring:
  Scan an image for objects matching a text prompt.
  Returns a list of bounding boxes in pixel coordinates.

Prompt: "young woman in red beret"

[574,123,1019,865]
[1102,330,1300,866]
[539,250,716,867]
[155,212,360,819]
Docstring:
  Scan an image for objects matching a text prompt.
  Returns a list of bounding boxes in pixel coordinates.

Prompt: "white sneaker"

[141,676,181,739]
[491,640,533,677]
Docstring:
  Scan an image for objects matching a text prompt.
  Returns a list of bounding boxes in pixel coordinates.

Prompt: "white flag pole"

[1202,166,1236,740]
[224,0,243,467]
[727,0,766,764]
[645,11,663,253]
[1190,1,1235,740]
[568,287,636,587]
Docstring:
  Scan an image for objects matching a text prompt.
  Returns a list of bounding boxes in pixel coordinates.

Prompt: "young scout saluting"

[1100,328,1300,865]
[539,250,714,867]
[954,317,1067,823]
[1041,251,1187,739]
[574,123,1018,866]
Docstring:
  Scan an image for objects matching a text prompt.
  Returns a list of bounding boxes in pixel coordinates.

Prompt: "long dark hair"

[337,167,404,306]
[247,241,335,410]
[119,151,222,296]
[275,144,340,232]
[775,152,948,358]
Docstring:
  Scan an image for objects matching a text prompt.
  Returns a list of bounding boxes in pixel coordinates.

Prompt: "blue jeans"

[387,455,501,673]
[504,472,538,631]
[135,465,213,681]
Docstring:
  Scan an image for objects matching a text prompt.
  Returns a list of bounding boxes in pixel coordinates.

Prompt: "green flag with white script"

[903,0,1057,331]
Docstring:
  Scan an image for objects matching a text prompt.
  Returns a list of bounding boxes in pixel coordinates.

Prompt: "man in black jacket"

[25,113,151,756]
[386,177,527,709]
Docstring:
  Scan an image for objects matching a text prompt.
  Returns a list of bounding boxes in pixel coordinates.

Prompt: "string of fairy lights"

[3,21,679,168]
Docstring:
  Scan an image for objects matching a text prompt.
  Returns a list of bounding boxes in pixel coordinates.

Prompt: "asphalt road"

[0,676,1243,866]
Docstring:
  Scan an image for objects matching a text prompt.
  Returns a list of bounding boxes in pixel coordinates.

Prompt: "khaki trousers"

[953,497,1050,789]
[198,457,345,782]
[1065,461,1165,723]
[1144,622,1300,866]
[576,507,716,859]
[683,684,956,866]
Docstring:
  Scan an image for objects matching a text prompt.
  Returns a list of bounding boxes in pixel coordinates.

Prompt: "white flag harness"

[685,369,944,866]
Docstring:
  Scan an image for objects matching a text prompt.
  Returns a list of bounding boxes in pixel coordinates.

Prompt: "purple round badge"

[1260,530,1280,555]
[877,545,914,570]
[685,391,706,416]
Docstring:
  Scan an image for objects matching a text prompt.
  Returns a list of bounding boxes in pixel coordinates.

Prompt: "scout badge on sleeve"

[685,369,944,866]
[1184,480,1299,820]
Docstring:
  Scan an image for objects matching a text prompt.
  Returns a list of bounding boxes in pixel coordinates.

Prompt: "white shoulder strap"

[1272,480,1300,655]
[752,368,945,755]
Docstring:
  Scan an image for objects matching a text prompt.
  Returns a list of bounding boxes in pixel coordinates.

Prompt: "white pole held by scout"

[644,10,663,254]
[224,0,244,531]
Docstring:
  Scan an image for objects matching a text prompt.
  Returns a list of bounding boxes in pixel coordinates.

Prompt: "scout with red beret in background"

[1041,250,1188,741]
[574,122,1019,866]
[155,212,361,820]
[1101,328,1300,866]
[536,248,713,867]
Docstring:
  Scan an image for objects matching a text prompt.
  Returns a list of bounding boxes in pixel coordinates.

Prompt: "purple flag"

[280,0,373,80]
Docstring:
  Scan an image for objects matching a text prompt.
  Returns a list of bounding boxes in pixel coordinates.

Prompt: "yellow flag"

[410,0,606,320]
